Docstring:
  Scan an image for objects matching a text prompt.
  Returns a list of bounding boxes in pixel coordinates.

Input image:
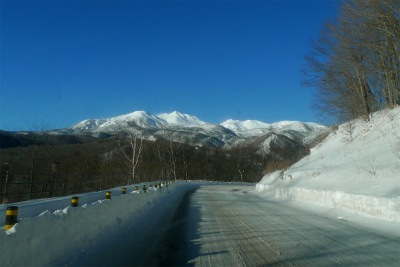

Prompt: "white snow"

[220,119,271,131]
[256,107,400,224]
[220,119,328,142]
[70,111,206,132]
[100,110,168,128]
[2,108,399,265]
[257,134,288,155]
[70,111,168,130]
[69,110,327,141]
[70,118,107,130]
[220,119,327,133]
[158,111,206,126]
[0,181,200,266]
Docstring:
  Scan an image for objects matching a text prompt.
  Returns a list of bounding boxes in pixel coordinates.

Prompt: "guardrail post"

[5,206,18,231]
[48,172,55,198]
[122,188,126,195]
[2,165,10,204]
[71,196,79,207]
[105,191,111,200]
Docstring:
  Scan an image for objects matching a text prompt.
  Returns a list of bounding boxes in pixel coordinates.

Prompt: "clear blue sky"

[1,0,339,131]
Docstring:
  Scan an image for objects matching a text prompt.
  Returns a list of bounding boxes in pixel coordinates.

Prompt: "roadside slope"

[256,107,400,222]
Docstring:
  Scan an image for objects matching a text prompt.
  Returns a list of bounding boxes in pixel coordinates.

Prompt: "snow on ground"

[0,181,200,266]
[256,107,400,225]
[1,107,399,266]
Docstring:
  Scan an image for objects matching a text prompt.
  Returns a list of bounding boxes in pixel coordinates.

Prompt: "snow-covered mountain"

[47,110,328,149]
[221,119,326,135]
[221,119,271,132]
[158,111,206,126]
[220,119,328,150]
[64,111,206,132]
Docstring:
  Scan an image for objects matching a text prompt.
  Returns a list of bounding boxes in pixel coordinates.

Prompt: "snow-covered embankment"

[256,107,400,222]
[0,181,199,266]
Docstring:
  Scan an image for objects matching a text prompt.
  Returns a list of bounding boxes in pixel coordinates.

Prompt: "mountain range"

[42,111,328,152]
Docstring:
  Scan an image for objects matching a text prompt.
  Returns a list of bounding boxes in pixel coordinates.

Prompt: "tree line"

[0,131,309,203]
[302,0,399,123]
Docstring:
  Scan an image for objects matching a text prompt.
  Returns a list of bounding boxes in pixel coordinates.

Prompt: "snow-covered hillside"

[256,107,400,222]
[221,119,326,133]
[221,119,328,146]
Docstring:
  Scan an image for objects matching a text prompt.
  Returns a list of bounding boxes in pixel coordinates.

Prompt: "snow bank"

[0,181,199,266]
[256,107,400,222]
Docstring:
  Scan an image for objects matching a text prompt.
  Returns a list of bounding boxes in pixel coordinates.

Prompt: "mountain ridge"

[42,110,328,150]
[66,110,326,133]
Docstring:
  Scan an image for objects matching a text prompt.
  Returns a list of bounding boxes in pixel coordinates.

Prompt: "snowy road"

[77,185,400,266]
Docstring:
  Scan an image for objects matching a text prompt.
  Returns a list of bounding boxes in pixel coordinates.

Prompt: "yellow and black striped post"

[158,183,161,189]
[166,182,168,188]
[149,184,152,188]
[143,185,147,193]
[71,196,79,207]
[155,183,157,188]
[134,186,138,191]
[105,191,112,200]
[5,206,18,231]
[122,188,126,195]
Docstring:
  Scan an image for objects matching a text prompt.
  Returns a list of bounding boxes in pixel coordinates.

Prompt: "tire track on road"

[186,186,400,266]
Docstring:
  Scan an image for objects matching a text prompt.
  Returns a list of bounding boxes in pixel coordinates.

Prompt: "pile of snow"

[0,181,199,266]
[256,107,400,222]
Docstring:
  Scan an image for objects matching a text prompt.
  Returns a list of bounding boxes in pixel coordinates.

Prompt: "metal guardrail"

[0,172,130,204]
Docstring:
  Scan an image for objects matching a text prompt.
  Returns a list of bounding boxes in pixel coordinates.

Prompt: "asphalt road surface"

[80,185,400,266]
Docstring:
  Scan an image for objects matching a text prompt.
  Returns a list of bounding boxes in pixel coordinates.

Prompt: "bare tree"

[25,121,50,199]
[118,130,144,185]
[154,138,168,179]
[167,140,178,180]
[302,0,400,123]
[231,145,250,183]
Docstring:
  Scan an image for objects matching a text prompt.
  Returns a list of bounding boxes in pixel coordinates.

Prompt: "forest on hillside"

[0,131,310,203]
